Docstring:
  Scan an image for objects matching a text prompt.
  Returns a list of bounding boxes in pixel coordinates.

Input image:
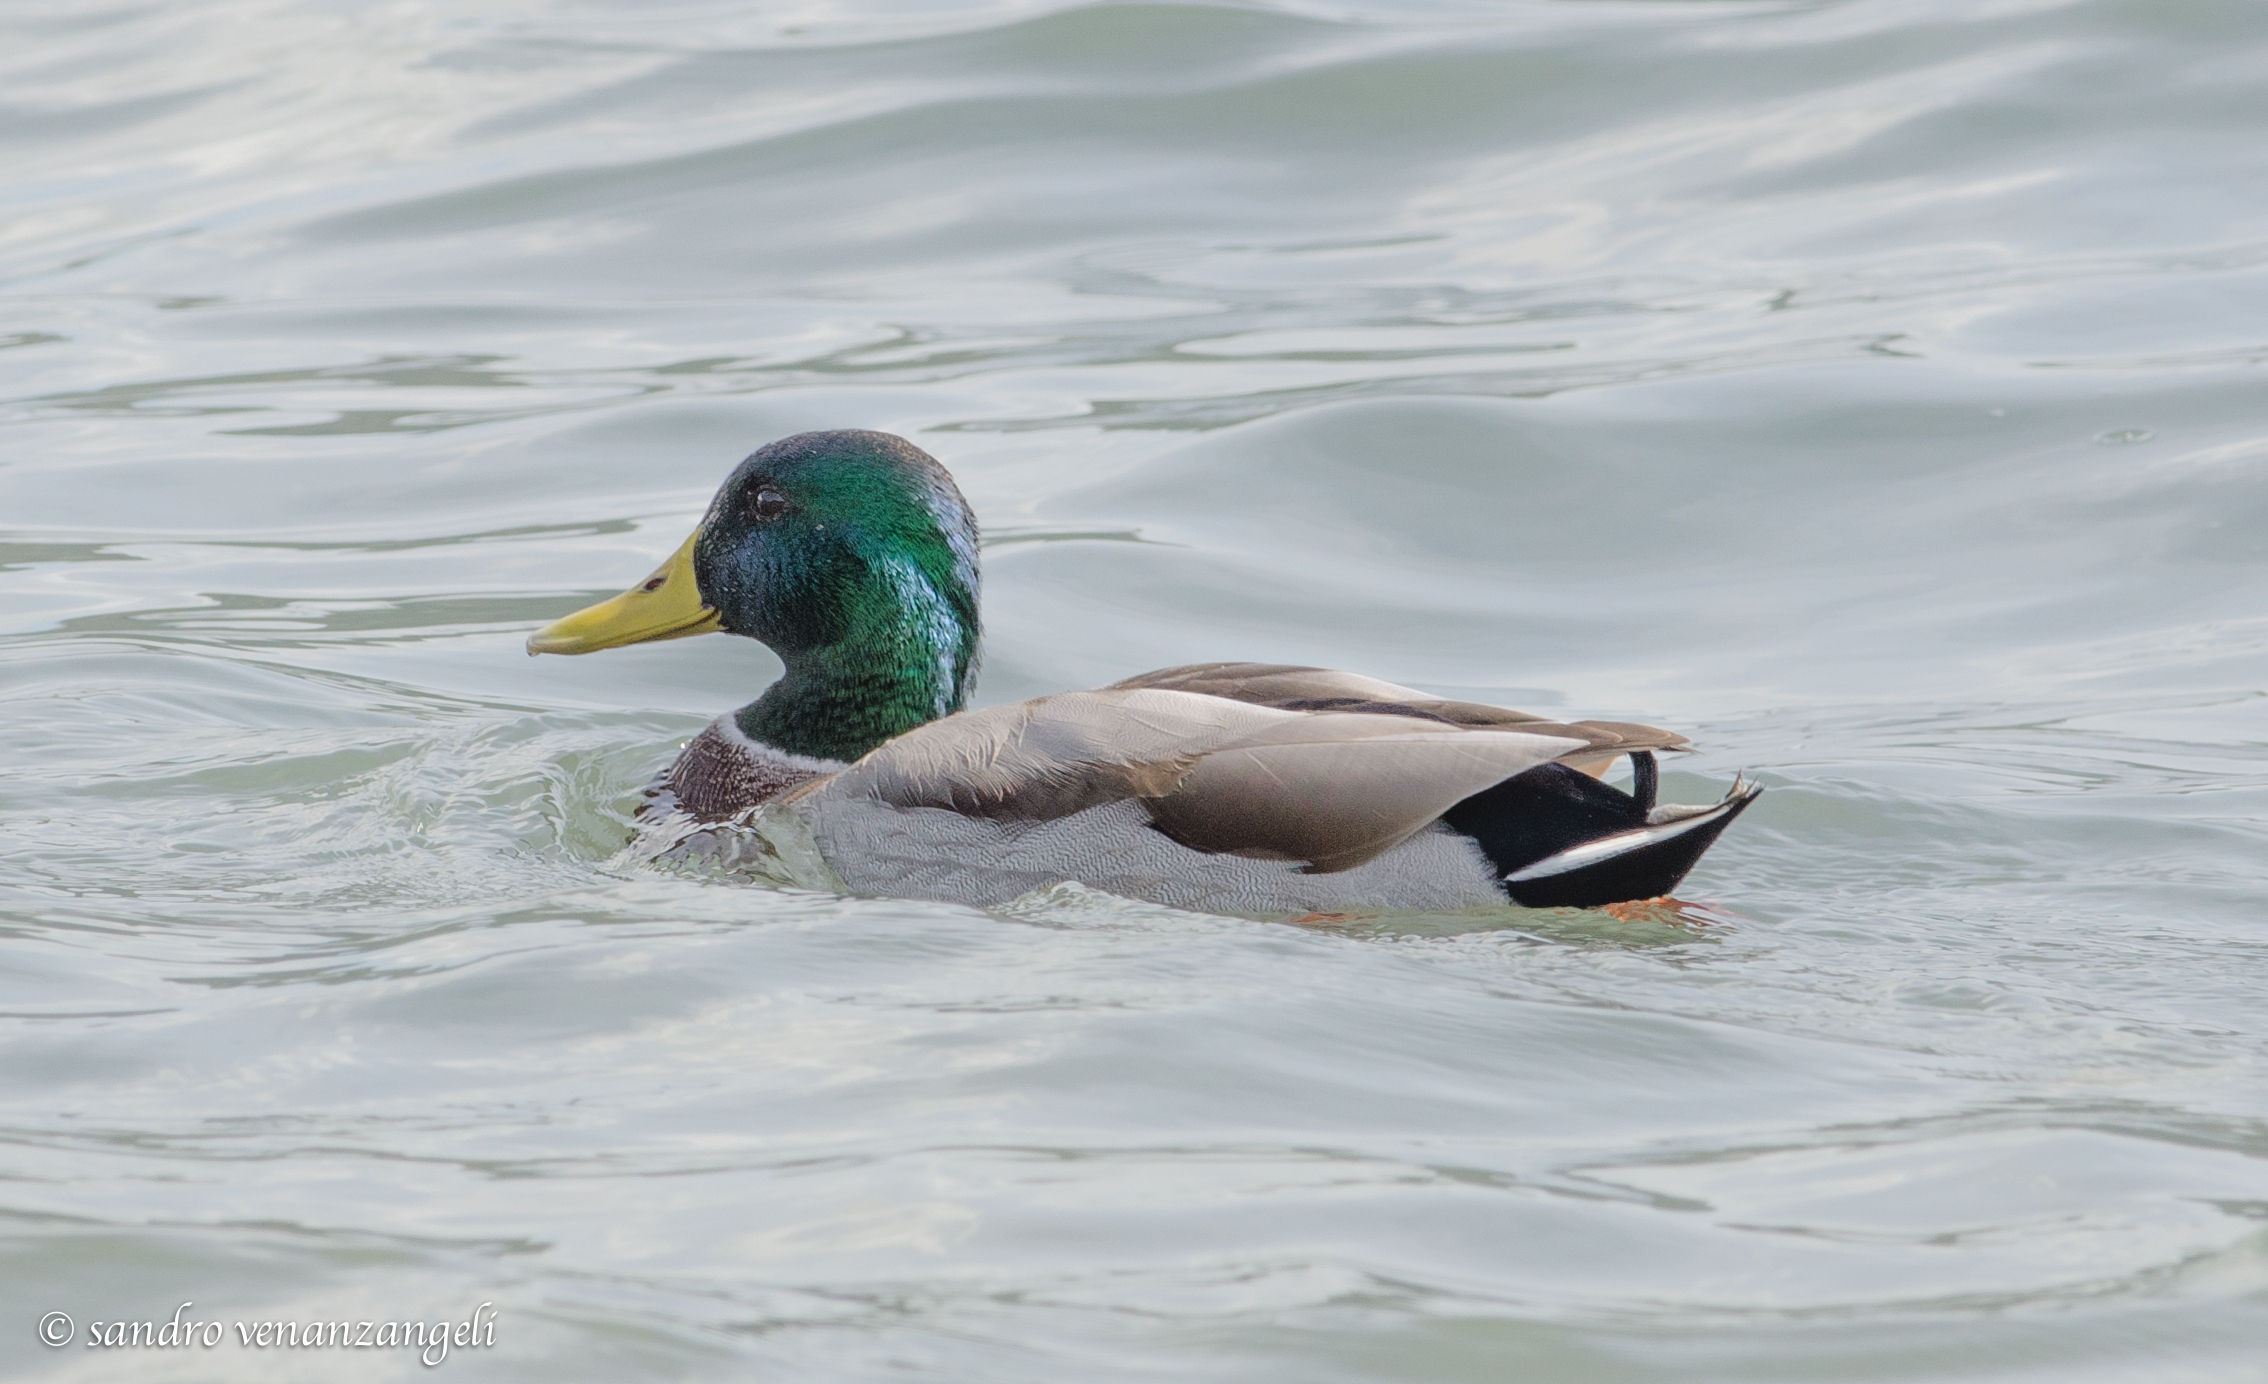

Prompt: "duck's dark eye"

[749,486,790,522]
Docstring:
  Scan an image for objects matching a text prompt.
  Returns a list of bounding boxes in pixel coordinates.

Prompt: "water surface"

[4,1,2267,1379]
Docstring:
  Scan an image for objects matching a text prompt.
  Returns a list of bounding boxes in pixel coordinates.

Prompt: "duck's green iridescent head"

[529,430,981,762]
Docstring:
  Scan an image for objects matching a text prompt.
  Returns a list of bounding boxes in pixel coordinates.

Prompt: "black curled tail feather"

[1440,753,1757,909]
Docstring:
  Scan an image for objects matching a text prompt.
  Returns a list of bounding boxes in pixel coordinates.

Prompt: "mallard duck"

[529,430,1758,913]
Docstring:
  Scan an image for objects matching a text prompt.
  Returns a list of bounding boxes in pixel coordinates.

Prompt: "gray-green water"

[5,1,2267,1379]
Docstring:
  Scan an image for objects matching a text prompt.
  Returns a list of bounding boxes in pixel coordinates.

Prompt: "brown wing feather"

[1143,715,1590,873]
[811,688,1281,821]
[1108,663,1691,759]
[1108,661,1440,706]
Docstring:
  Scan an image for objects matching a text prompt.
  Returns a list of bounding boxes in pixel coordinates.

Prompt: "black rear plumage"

[1443,754,1759,908]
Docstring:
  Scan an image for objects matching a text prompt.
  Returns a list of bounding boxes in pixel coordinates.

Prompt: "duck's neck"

[733,579,976,763]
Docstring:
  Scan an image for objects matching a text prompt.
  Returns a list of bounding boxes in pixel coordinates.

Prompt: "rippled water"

[5,1,2268,1378]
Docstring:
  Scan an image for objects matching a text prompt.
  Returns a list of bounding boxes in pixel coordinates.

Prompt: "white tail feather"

[1502,776,1756,883]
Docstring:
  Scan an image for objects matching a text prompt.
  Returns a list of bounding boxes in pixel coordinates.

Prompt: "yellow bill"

[526,525,723,655]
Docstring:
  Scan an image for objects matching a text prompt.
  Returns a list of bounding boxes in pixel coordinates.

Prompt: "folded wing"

[803,684,1592,874]
[1111,661,1689,771]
